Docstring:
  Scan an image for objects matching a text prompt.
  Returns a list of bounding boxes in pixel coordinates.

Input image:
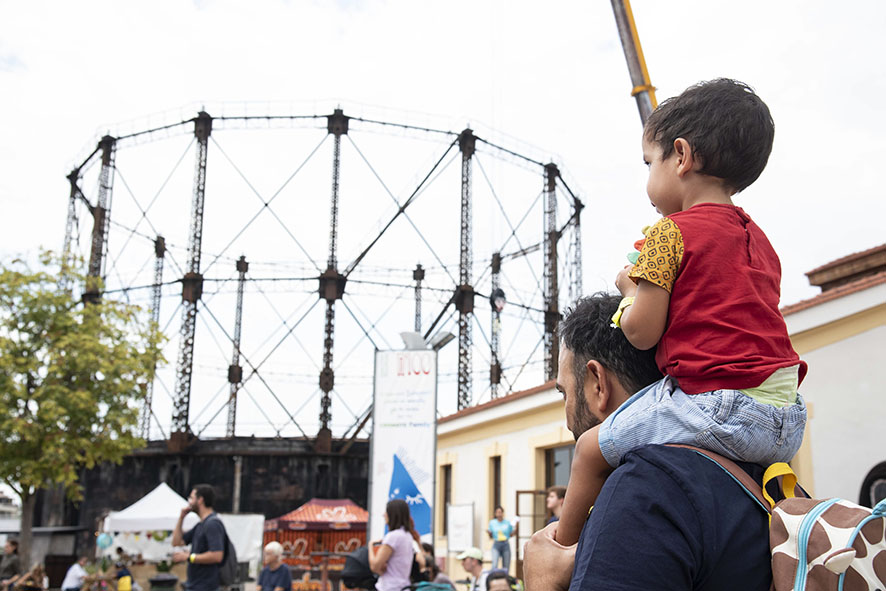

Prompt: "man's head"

[457,547,483,576]
[545,486,566,515]
[486,570,518,591]
[263,541,283,566]
[643,78,774,195]
[77,556,88,566]
[4,539,18,554]
[189,483,215,512]
[557,294,662,439]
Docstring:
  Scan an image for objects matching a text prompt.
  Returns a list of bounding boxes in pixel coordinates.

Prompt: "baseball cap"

[456,547,483,560]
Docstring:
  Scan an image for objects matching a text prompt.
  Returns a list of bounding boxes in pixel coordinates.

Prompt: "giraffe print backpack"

[675,446,886,590]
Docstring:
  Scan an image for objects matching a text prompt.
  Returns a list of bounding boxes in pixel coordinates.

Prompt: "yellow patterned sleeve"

[628,217,684,292]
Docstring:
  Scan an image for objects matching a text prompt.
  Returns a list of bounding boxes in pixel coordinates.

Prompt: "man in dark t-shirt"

[523,295,772,591]
[172,484,226,591]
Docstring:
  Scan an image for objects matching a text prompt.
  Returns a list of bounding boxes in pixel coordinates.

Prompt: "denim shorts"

[598,376,807,468]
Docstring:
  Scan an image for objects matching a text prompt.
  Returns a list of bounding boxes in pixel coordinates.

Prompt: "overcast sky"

[2,1,884,441]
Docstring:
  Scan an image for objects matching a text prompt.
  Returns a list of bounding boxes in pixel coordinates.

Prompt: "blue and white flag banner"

[369,350,437,542]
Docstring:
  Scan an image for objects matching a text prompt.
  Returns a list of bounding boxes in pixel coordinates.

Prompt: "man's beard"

[571,390,602,441]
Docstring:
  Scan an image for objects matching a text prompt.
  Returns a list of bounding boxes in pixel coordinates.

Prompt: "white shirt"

[61,563,87,590]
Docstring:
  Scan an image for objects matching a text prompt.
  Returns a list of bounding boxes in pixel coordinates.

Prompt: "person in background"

[545,487,566,525]
[171,484,225,591]
[113,562,132,591]
[486,570,520,591]
[60,557,89,591]
[369,499,415,591]
[13,563,47,591]
[255,542,291,591]
[456,547,488,591]
[420,543,455,590]
[0,540,22,591]
[486,507,514,572]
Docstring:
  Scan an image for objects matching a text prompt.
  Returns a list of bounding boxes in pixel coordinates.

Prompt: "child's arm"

[615,269,670,351]
[553,425,612,546]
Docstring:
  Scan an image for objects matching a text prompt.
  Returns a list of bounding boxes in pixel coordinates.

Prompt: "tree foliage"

[0,252,164,520]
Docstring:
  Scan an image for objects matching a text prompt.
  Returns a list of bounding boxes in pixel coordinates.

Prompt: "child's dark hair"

[644,78,774,193]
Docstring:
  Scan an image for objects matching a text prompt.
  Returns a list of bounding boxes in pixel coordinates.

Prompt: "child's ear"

[673,138,694,177]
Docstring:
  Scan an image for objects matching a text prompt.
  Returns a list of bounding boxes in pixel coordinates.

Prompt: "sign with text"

[369,350,437,542]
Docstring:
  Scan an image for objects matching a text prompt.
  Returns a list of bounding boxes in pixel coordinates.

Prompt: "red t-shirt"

[629,203,807,393]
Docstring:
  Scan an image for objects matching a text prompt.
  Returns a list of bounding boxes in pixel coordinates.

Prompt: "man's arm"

[523,522,575,591]
[171,506,190,547]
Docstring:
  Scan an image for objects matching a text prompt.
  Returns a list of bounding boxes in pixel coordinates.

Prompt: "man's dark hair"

[559,293,662,396]
[644,78,774,193]
[486,570,518,590]
[546,485,566,500]
[193,484,215,509]
[386,499,411,532]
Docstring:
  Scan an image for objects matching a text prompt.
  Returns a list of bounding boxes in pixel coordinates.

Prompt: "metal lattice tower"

[413,264,424,333]
[455,129,475,410]
[490,252,502,399]
[543,163,560,381]
[226,255,248,438]
[61,169,83,291]
[316,109,349,451]
[570,196,584,304]
[171,111,212,445]
[84,136,116,300]
[139,236,166,440]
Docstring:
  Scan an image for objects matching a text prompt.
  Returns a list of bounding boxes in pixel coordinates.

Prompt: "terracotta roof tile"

[805,243,886,276]
[781,270,886,316]
[438,380,556,424]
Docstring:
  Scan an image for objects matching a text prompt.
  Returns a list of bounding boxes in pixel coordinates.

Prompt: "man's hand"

[615,265,637,297]
[180,505,192,518]
[171,551,190,564]
[523,522,576,591]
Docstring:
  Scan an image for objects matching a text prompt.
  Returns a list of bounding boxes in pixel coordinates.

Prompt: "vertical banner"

[369,350,437,542]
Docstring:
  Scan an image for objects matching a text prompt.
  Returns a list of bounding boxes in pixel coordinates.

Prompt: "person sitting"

[60,557,89,591]
[523,294,778,590]
[485,570,519,591]
[255,542,291,591]
[13,564,47,591]
[456,547,487,591]
[0,540,22,591]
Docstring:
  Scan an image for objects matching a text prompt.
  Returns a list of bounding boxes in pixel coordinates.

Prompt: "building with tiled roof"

[783,243,886,507]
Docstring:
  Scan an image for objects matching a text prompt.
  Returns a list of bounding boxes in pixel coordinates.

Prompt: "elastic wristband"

[189,553,196,563]
[610,296,635,328]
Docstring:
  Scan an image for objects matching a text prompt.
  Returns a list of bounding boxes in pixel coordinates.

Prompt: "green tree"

[0,253,164,566]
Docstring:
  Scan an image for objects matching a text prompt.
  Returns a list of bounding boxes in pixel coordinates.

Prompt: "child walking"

[555,78,808,545]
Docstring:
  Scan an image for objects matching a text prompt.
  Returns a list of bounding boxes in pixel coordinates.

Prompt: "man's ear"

[673,138,695,177]
[585,360,610,414]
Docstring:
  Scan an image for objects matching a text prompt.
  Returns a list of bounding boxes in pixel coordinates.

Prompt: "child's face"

[642,137,682,216]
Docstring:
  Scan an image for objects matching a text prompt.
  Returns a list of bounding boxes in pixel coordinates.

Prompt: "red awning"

[264,498,368,531]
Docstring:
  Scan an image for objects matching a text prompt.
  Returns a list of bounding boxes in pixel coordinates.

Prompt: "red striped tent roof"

[264,498,368,531]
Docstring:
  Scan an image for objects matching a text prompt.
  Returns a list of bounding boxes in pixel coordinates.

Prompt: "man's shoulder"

[569,444,771,591]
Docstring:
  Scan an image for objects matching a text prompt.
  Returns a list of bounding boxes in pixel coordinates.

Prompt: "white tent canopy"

[101,483,263,564]
[104,483,199,533]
